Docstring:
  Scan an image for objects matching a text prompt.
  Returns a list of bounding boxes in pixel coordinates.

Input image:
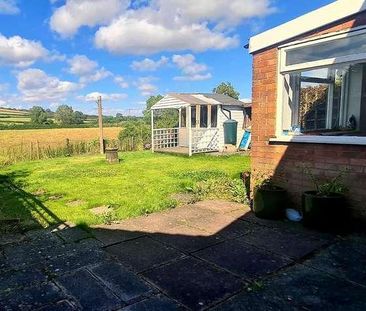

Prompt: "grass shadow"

[0,171,67,233]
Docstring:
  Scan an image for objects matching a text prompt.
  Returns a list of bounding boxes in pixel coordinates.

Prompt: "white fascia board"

[249,0,366,54]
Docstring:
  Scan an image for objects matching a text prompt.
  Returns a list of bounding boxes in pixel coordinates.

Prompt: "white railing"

[192,128,219,154]
[153,128,179,149]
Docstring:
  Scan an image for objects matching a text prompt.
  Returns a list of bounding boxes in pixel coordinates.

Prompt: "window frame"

[279,26,366,73]
[275,26,366,145]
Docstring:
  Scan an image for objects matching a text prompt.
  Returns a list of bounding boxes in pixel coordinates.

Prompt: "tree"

[143,95,163,123]
[55,105,75,125]
[213,82,240,99]
[73,111,86,124]
[143,95,178,128]
[30,106,48,124]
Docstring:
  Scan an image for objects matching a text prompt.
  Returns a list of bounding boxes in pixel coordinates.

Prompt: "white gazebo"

[151,93,249,156]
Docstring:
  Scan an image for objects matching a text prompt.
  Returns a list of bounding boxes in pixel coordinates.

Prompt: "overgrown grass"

[0,152,250,229]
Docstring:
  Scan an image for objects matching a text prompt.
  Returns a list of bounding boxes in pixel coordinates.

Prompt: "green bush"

[118,121,150,150]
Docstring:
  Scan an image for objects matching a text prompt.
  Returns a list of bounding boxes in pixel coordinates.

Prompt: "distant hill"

[0,107,31,125]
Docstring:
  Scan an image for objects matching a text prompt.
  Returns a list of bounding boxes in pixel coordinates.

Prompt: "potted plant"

[253,171,287,220]
[302,167,349,230]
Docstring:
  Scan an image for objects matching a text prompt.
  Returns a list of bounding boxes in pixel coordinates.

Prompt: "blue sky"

[0,0,334,116]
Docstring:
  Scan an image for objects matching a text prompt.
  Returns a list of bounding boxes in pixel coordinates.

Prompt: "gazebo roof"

[151,93,246,110]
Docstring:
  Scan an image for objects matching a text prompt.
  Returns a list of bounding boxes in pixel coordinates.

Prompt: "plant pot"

[302,191,348,230]
[253,187,287,220]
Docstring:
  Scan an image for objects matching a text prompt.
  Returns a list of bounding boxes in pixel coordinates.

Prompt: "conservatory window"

[180,108,186,128]
[280,28,366,138]
[211,105,218,128]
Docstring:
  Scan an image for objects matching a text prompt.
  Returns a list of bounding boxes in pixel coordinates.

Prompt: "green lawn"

[0,152,250,230]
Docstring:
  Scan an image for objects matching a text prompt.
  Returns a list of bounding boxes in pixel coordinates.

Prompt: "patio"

[1,200,365,310]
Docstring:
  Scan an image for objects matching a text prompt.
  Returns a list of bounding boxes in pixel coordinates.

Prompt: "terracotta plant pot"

[253,187,287,220]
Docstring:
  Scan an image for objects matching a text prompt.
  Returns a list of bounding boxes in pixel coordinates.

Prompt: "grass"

[0,152,250,230]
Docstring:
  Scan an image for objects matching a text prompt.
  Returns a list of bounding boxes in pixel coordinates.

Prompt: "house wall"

[251,11,366,219]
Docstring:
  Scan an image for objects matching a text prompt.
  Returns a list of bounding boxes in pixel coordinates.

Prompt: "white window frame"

[280,26,366,73]
[273,26,366,145]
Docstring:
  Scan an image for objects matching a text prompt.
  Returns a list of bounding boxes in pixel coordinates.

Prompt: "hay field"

[0,127,121,148]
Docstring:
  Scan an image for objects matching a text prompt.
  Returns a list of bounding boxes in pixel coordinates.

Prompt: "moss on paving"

[0,151,250,229]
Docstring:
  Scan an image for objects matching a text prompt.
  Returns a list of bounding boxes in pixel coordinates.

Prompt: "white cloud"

[93,0,275,55]
[0,34,49,67]
[172,54,212,81]
[95,18,238,55]
[80,91,128,102]
[17,68,79,103]
[50,0,128,38]
[156,0,276,28]
[0,0,19,15]
[67,55,111,84]
[114,75,129,88]
[131,56,169,71]
[135,77,158,97]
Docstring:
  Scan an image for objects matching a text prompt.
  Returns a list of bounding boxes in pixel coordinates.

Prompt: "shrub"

[118,121,150,150]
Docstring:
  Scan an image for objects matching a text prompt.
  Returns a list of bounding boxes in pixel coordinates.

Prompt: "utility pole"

[97,96,104,154]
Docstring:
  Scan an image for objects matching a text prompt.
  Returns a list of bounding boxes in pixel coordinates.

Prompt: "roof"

[151,93,246,110]
[249,0,366,53]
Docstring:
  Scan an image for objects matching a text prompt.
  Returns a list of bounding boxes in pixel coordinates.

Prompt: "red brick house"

[248,0,366,219]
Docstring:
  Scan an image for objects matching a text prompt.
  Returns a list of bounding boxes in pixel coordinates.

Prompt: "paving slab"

[25,229,64,249]
[0,265,47,292]
[53,226,92,243]
[0,233,26,246]
[258,264,366,311]
[3,242,46,269]
[0,283,66,311]
[149,224,223,253]
[45,246,110,276]
[211,290,295,311]
[239,212,334,241]
[90,226,145,246]
[57,269,123,311]
[238,225,329,259]
[193,200,249,216]
[215,220,260,240]
[105,236,185,273]
[304,236,366,286]
[35,300,77,311]
[195,237,293,280]
[142,256,244,310]
[122,296,185,311]
[90,261,153,303]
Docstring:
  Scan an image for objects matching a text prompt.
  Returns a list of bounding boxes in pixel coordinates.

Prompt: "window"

[211,105,218,128]
[191,106,196,128]
[200,105,208,128]
[279,28,366,139]
[181,108,186,128]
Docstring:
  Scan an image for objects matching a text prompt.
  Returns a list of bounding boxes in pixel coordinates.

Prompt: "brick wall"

[251,12,366,218]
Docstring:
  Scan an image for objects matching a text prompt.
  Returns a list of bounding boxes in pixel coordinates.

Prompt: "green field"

[0,107,98,126]
[0,108,30,125]
[0,152,250,231]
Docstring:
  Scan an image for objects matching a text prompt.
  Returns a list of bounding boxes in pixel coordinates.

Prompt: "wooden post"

[207,105,212,128]
[151,109,154,153]
[97,96,104,154]
[188,106,192,156]
[196,104,200,128]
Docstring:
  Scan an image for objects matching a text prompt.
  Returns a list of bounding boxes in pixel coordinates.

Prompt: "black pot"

[302,191,348,230]
[253,187,287,220]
